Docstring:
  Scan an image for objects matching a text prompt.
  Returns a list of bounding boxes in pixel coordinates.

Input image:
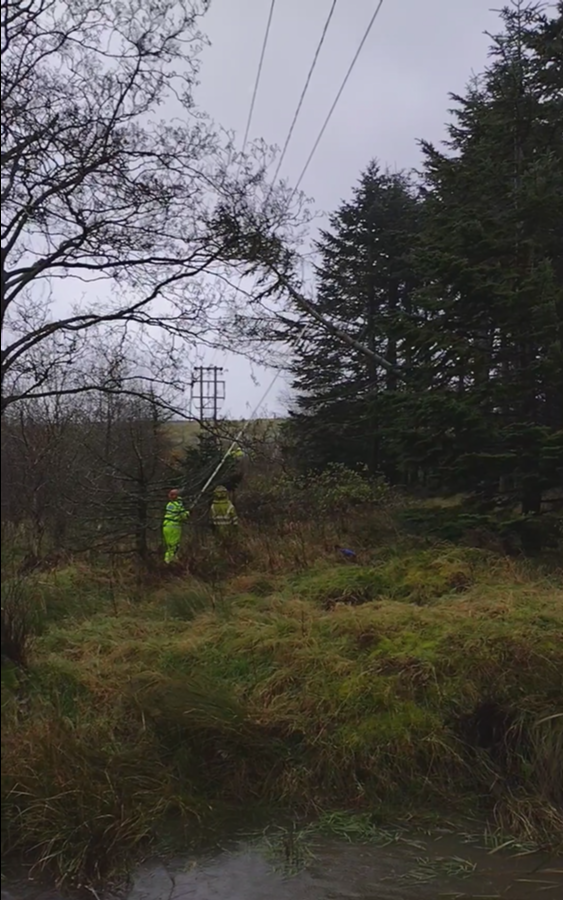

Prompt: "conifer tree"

[289,164,421,478]
[288,4,562,510]
[416,0,563,509]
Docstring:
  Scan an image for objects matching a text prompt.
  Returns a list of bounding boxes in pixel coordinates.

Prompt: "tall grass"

[1,509,562,885]
[1,719,186,883]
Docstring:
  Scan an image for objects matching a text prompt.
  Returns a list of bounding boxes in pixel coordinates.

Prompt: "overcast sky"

[193,0,499,419]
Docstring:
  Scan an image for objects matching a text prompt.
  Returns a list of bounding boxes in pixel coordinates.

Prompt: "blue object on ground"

[338,548,357,559]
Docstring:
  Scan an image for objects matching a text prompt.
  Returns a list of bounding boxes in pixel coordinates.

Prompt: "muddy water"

[4,833,562,900]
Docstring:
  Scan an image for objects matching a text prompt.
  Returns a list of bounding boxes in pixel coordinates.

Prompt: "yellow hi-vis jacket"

[163,499,189,526]
[211,495,238,527]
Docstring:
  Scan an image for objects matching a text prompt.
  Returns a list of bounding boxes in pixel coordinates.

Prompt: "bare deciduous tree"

[211,199,401,377]
[1,380,175,565]
[1,393,83,557]
[75,390,174,562]
[1,0,302,411]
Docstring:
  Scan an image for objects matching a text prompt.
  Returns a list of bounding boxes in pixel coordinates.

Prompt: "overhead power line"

[242,0,277,152]
[187,328,310,507]
[270,0,339,186]
[236,1,278,343]
[291,0,386,199]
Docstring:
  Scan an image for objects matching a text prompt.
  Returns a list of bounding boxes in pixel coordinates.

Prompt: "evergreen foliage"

[290,164,422,478]
[289,2,563,510]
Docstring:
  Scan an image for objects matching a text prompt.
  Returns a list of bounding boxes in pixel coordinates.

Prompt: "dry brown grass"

[2,522,562,885]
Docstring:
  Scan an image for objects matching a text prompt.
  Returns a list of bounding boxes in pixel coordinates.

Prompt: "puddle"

[4,831,562,899]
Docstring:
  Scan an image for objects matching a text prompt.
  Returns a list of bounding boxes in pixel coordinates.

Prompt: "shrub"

[400,506,563,557]
[499,514,562,556]
[238,464,394,528]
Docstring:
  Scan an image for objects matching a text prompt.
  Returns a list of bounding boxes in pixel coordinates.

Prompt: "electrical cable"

[269,0,339,188]
[178,445,227,497]
[239,0,334,396]
[188,371,282,506]
[290,0,386,200]
[254,1,341,398]
[257,2,387,379]
[242,0,277,153]
[186,326,309,509]
[193,1,382,472]
[235,1,278,399]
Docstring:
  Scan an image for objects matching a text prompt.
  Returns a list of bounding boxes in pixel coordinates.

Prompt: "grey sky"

[193,0,498,419]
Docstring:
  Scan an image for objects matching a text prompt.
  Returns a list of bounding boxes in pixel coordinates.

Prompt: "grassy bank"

[1,525,562,885]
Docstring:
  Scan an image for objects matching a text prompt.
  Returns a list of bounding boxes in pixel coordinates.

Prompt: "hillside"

[163,418,286,456]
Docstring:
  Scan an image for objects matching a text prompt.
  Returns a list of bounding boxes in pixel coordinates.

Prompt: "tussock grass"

[292,547,486,607]
[159,580,216,620]
[1,718,189,884]
[1,537,562,885]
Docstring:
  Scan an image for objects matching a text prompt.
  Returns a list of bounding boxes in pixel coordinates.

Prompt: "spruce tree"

[289,164,422,478]
[288,3,561,509]
[416,0,563,510]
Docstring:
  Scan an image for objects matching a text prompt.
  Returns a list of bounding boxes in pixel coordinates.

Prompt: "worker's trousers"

[163,523,182,564]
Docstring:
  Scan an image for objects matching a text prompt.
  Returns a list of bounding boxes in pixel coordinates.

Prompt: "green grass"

[2,540,562,886]
[292,546,484,606]
[160,580,217,620]
[397,855,477,884]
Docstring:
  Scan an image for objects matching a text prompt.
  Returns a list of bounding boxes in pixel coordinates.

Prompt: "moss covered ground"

[1,530,562,885]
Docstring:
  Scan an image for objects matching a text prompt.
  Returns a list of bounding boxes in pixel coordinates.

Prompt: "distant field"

[163,418,285,452]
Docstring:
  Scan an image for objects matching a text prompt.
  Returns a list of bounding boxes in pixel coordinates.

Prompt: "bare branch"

[275,273,403,376]
[1,0,306,408]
